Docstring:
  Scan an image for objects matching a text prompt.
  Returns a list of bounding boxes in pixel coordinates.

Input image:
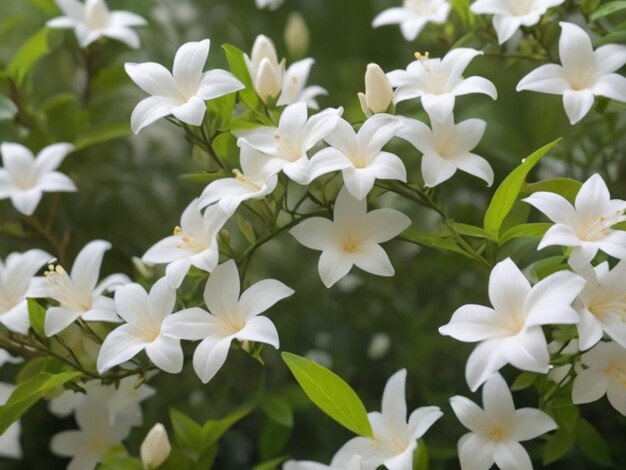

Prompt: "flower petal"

[145,335,183,373]
[204,260,241,318]
[511,408,557,441]
[562,89,595,125]
[171,96,206,126]
[449,396,488,434]
[97,324,149,373]
[125,62,179,98]
[493,440,532,470]
[439,305,509,343]
[197,69,244,100]
[239,279,294,319]
[172,40,210,94]
[234,315,280,348]
[465,338,507,392]
[318,249,353,288]
[161,307,216,340]
[130,96,178,134]
[192,336,232,383]
[501,328,550,373]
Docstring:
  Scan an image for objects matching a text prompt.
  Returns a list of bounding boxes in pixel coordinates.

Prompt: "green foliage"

[590,1,626,20]
[7,27,58,85]
[413,440,429,470]
[543,429,575,465]
[281,352,373,438]
[510,372,539,391]
[259,393,293,428]
[26,298,47,338]
[575,418,612,464]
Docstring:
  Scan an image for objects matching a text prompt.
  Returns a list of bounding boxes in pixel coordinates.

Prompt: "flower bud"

[255,57,283,104]
[250,35,279,71]
[284,12,310,59]
[140,423,171,469]
[359,63,393,115]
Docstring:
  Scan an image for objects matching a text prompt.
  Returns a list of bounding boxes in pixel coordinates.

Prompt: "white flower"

[387,49,497,122]
[372,0,451,41]
[450,373,557,470]
[284,455,362,470]
[162,260,293,383]
[0,249,52,334]
[235,102,342,185]
[245,35,285,104]
[332,369,442,470]
[572,341,626,415]
[0,383,21,459]
[50,399,127,470]
[199,143,278,216]
[142,199,229,288]
[470,0,566,44]
[575,262,626,351]
[517,22,626,124]
[277,58,328,110]
[44,240,130,337]
[358,63,394,116]
[0,142,76,216]
[308,114,406,200]
[0,349,21,369]
[47,0,147,49]
[255,0,284,11]
[439,258,585,391]
[96,277,184,374]
[289,186,411,288]
[141,423,171,469]
[397,114,493,187]
[125,39,244,133]
[523,173,626,269]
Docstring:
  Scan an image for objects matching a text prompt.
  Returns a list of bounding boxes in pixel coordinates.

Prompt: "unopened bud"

[250,34,279,72]
[140,423,171,469]
[255,57,283,104]
[284,12,310,59]
[360,63,393,115]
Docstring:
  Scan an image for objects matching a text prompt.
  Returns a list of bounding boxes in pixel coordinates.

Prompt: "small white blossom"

[523,173,626,269]
[140,423,171,469]
[47,0,147,49]
[450,373,557,470]
[278,58,328,109]
[358,63,394,116]
[439,258,585,391]
[517,22,626,124]
[162,260,293,383]
[372,0,451,41]
[0,143,76,216]
[290,186,411,288]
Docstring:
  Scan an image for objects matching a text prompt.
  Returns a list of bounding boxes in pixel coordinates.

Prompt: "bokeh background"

[0,0,625,468]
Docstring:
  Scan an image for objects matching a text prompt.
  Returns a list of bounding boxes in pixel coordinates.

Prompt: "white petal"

[97,325,148,373]
[308,148,353,182]
[408,405,443,440]
[282,157,312,185]
[577,308,604,351]
[559,22,596,87]
[524,270,584,326]
[366,152,407,182]
[289,217,336,251]
[493,440,532,470]
[37,172,77,192]
[594,44,626,75]
[381,369,407,427]
[352,243,395,277]
[451,153,494,186]
[10,189,43,216]
[593,73,626,102]
[501,328,550,373]
[145,335,183,373]
[171,96,206,126]
[572,369,609,405]
[372,8,408,27]
[0,143,35,179]
[114,283,148,324]
[449,396,488,434]
[172,40,210,94]
[562,89,595,125]
[516,64,569,94]
[493,15,522,44]
[124,62,179,98]
[362,208,411,243]
[130,96,178,134]
[342,167,376,200]
[482,373,516,424]
[523,192,577,224]
[204,260,241,318]
[70,239,111,295]
[318,249,353,288]
[439,305,509,342]
[35,143,74,174]
[301,107,342,151]
[103,27,140,49]
[239,280,293,319]
[44,307,81,337]
[458,433,495,470]
[421,94,455,123]
[421,152,457,187]
[511,409,557,441]
[161,307,216,340]
[400,17,427,41]
[465,339,507,392]
[165,258,192,289]
[197,69,244,100]
[452,76,498,100]
[234,315,280,348]
[148,277,176,322]
[488,258,531,315]
[193,337,232,383]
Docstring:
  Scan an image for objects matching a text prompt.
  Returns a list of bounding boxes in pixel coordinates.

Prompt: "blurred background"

[0,0,624,468]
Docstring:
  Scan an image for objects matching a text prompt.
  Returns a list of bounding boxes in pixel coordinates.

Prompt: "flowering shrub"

[0,0,625,469]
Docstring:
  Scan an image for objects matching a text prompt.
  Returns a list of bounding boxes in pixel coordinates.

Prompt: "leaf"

[169,408,203,454]
[553,404,579,431]
[207,92,236,129]
[522,178,582,202]
[260,394,293,428]
[26,298,46,338]
[413,440,429,470]
[543,429,575,465]
[499,223,551,245]
[452,223,495,240]
[7,27,57,85]
[0,94,17,120]
[399,228,471,259]
[178,171,226,184]
[222,44,262,112]
[281,352,372,438]
[450,0,474,26]
[202,405,252,448]
[483,138,562,239]
[528,256,568,280]
[74,122,131,151]
[575,418,612,464]
[238,214,257,244]
[590,1,626,21]
[0,370,83,433]
[510,372,538,391]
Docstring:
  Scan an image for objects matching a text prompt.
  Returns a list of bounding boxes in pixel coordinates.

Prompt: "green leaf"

[178,171,226,184]
[522,178,582,202]
[260,394,293,428]
[7,27,57,85]
[452,223,495,240]
[575,418,612,464]
[202,405,252,448]
[238,214,257,244]
[483,138,562,239]
[590,1,626,21]
[222,44,262,112]
[0,370,83,433]
[499,223,551,245]
[281,352,373,438]
[543,429,575,465]
[399,228,471,259]
[99,445,143,470]
[510,372,538,391]
[74,122,131,151]
[207,91,236,129]
[26,298,46,338]
[0,94,17,120]
[553,404,579,431]
[450,0,474,26]
[169,408,203,454]
[528,256,568,280]
[413,440,429,470]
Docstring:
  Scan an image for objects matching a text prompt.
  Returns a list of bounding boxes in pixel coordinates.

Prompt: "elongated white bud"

[255,57,283,103]
[250,34,279,72]
[360,63,393,115]
[284,12,310,59]
[140,423,171,469]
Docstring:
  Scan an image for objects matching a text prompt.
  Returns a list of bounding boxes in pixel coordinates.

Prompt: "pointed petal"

[44,307,81,337]
[318,249,353,288]
[493,15,522,44]
[381,369,407,426]
[289,217,336,251]
[204,260,241,318]
[70,240,111,295]
[559,22,596,87]
[97,325,148,373]
[523,192,576,224]
[161,307,215,340]
[493,440,532,470]
[458,433,495,470]
[342,167,376,200]
[488,258,531,315]
[577,308,604,351]
[593,73,626,102]
[239,279,293,319]
[421,94,455,123]
[0,143,35,180]
[594,44,626,75]
[372,8,408,27]
[366,152,407,182]
[538,223,581,249]
[235,315,280,348]
[482,373,515,424]
[192,337,232,383]
[130,96,178,134]
[524,270,584,326]
[103,27,140,49]
[511,409,557,441]
[124,62,179,98]
[516,64,569,95]
[501,328,550,373]
[9,189,42,216]
[197,69,244,100]
[172,40,210,93]
[171,96,206,126]
[439,305,509,342]
[450,153,494,186]
[465,339,507,391]
[362,208,411,243]
[308,148,353,182]
[148,277,176,322]
[352,243,395,277]
[114,283,149,324]
[38,172,77,192]
[452,76,498,100]
[301,107,342,151]
[408,406,443,440]
[35,143,74,175]
[449,396,488,434]
[145,335,183,373]
[562,89,595,125]
[421,152,457,187]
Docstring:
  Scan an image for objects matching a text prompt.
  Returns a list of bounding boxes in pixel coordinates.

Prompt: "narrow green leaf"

[483,138,562,238]
[74,122,131,151]
[510,372,538,391]
[590,1,626,21]
[202,406,252,448]
[169,408,203,453]
[499,223,551,245]
[27,298,46,338]
[413,440,429,470]
[575,418,612,464]
[554,404,579,431]
[7,27,56,85]
[281,352,372,438]
[450,0,474,26]
[222,44,262,111]
[399,228,470,258]
[452,223,496,240]
[178,171,226,184]
[522,178,582,202]
[260,394,293,428]
[0,94,17,120]
[543,429,575,465]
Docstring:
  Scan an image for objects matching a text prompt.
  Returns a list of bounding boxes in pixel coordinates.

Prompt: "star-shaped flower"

[387,49,497,122]
[125,39,244,133]
[289,186,411,288]
[372,0,452,41]
[277,58,328,110]
[47,0,147,49]
[439,258,585,391]
[162,260,294,383]
[450,373,557,470]
[0,143,76,216]
[523,173,626,269]
[517,22,626,124]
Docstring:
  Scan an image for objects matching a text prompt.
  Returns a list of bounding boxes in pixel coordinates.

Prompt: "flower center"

[588,295,626,322]
[579,209,626,241]
[273,132,301,162]
[233,169,261,192]
[45,264,92,312]
[605,361,626,388]
[507,0,534,16]
[342,234,361,253]
[489,426,508,442]
[173,226,206,252]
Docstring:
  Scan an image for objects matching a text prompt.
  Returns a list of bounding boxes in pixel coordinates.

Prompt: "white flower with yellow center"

[97,277,183,374]
[517,22,626,124]
[332,369,442,470]
[450,373,557,470]
[142,199,229,288]
[572,341,626,415]
[523,173,626,269]
[387,49,497,122]
[439,258,585,391]
[47,0,147,49]
[162,260,294,383]
[289,186,411,288]
[235,102,342,185]
[0,142,76,216]
[44,240,130,337]
[372,0,451,41]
